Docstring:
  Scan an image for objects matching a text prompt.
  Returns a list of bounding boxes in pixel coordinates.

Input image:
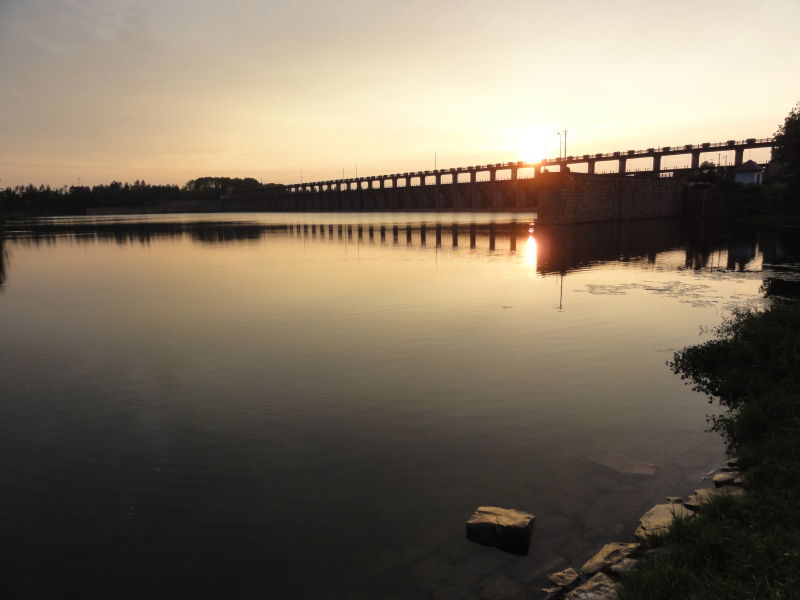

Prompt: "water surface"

[1,213,795,599]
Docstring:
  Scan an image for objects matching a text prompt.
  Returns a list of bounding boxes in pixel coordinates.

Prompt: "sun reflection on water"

[524,234,537,271]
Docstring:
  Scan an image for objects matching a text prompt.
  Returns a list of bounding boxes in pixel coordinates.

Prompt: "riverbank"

[616,302,800,599]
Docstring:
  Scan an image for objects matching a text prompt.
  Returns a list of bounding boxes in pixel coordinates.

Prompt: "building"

[734,160,764,185]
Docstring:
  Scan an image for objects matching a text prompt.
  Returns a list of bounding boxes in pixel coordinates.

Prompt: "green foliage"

[619,302,800,599]
[773,101,800,190]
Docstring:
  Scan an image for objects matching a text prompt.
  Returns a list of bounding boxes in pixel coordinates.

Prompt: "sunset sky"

[1,0,798,187]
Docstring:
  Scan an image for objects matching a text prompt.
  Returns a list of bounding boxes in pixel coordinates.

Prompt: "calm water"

[1,213,797,599]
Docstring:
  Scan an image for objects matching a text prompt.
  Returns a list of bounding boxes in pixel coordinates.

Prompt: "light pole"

[557,132,562,160]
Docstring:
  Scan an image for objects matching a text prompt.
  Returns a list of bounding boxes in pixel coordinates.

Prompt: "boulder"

[634,503,693,540]
[547,567,580,588]
[609,558,638,575]
[466,506,535,555]
[589,452,657,476]
[685,486,745,511]
[712,471,739,487]
[564,572,618,600]
[580,542,638,576]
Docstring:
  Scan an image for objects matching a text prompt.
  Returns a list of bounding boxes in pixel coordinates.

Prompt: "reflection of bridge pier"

[452,223,458,248]
[435,224,442,247]
[470,224,477,249]
[420,224,427,246]
[489,223,496,251]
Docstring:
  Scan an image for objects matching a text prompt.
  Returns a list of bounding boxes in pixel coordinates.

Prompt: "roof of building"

[735,160,762,173]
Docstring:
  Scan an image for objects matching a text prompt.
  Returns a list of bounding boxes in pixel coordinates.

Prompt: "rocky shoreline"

[539,459,746,600]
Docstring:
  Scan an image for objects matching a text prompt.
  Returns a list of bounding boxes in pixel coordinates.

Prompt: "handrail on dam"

[285,137,774,193]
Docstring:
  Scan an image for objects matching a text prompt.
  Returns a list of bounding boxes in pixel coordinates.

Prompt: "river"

[1,213,796,599]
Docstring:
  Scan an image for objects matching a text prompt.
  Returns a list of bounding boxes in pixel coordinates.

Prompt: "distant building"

[734,160,764,185]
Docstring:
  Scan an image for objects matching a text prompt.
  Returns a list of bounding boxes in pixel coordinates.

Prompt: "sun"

[513,127,550,164]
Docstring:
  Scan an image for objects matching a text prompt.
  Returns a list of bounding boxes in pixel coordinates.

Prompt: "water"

[1,213,796,599]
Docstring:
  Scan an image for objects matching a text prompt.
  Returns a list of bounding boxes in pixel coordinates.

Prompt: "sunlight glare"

[514,126,551,164]
[524,234,538,270]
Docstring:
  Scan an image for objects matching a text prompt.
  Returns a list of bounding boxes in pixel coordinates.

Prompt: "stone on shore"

[634,503,694,540]
[564,572,618,600]
[712,471,739,487]
[580,542,638,576]
[609,558,638,575]
[685,486,745,510]
[466,506,535,555]
[547,567,580,588]
[589,451,657,476]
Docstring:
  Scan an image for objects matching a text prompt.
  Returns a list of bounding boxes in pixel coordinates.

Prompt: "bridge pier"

[619,157,627,174]
[587,160,596,175]
[734,147,744,166]
[691,150,701,170]
[652,154,661,175]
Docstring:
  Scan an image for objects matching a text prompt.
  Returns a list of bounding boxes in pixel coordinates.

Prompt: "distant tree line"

[0,177,279,216]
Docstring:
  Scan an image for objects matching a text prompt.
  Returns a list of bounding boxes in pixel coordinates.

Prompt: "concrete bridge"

[284,137,773,193]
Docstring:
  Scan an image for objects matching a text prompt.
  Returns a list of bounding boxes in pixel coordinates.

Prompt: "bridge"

[284,137,774,193]
[222,137,775,222]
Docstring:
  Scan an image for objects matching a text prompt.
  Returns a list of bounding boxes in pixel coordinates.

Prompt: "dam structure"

[224,138,774,223]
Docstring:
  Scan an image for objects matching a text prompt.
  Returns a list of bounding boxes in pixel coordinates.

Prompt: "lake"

[1,213,795,599]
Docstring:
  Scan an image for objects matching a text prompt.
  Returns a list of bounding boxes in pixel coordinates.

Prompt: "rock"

[580,542,638,576]
[547,567,580,587]
[733,474,747,488]
[609,558,638,575]
[634,503,694,540]
[665,496,684,504]
[685,486,745,511]
[589,452,657,476]
[712,471,739,487]
[564,572,618,600]
[466,507,535,555]
[479,575,523,600]
[726,458,741,469]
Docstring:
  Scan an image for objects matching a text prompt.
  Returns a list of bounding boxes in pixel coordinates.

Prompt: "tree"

[773,101,800,190]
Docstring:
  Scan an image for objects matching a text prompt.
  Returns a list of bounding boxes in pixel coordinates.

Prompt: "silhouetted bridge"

[283,137,773,193]
[224,137,774,221]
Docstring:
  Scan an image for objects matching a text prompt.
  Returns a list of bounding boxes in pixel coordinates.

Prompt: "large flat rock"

[564,572,618,600]
[634,503,694,540]
[685,486,745,510]
[580,542,638,576]
[466,506,535,555]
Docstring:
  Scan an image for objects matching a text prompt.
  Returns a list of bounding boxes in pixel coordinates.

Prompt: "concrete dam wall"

[224,173,685,224]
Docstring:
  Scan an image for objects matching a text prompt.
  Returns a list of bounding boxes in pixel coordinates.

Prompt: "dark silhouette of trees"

[773,101,800,191]
[0,177,276,216]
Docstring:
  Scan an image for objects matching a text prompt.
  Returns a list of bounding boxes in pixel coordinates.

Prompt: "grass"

[618,303,800,600]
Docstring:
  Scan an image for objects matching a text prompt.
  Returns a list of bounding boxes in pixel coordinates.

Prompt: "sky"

[1,0,798,187]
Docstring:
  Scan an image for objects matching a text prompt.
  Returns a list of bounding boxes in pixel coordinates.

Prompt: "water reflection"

[3,215,800,296]
[0,233,6,289]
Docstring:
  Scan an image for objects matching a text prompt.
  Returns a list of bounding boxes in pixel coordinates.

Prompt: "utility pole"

[434,151,437,170]
[563,130,568,158]
[557,132,562,160]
